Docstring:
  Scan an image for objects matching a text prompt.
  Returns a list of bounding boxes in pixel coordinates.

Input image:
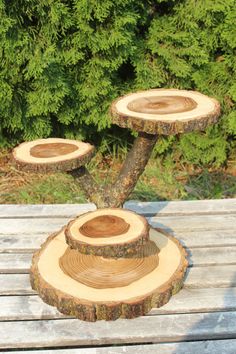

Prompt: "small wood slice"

[30,227,188,321]
[110,89,221,135]
[65,208,150,258]
[12,138,95,172]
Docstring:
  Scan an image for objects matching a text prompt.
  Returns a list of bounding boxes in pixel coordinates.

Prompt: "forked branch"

[72,132,158,208]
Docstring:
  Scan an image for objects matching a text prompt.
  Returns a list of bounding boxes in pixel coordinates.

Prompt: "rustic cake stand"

[13,89,221,321]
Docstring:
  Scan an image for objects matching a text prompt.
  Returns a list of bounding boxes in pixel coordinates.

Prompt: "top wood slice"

[12,138,95,173]
[110,89,221,135]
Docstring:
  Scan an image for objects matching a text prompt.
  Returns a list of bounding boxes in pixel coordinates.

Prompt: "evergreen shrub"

[0,0,235,166]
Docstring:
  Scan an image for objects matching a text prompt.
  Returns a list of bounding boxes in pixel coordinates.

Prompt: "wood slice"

[12,138,95,172]
[110,89,221,135]
[65,208,150,258]
[30,227,188,321]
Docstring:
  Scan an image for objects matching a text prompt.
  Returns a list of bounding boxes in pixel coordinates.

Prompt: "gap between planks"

[1,339,236,354]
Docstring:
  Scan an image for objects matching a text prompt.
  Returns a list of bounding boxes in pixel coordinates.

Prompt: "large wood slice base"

[30,228,188,321]
[12,138,95,172]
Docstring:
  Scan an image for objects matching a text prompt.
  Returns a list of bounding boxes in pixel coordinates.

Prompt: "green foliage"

[0,0,235,166]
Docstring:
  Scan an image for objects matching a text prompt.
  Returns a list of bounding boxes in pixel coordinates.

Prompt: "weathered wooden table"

[0,199,236,353]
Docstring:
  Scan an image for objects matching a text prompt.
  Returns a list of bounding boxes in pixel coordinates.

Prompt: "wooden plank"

[186,265,236,288]
[176,229,236,248]
[2,339,236,353]
[0,274,34,295]
[0,218,70,234]
[1,287,236,321]
[0,233,48,253]
[1,199,235,218]
[0,253,32,273]
[1,311,236,348]
[1,246,236,273]
[0,204,96,218]
[1,229,236,253]
[0,214,235,235]
[153,287,236,315]
[1,265,236,295]
[149,214,236,232]
[125,199,236,216]
[188,246,236,267]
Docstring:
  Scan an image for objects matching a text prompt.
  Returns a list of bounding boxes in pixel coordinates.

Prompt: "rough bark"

[65,229,149,258]
[111,110,220,135]
[104,132,158,207]
[71,167,107,207]
[30,228,188,321]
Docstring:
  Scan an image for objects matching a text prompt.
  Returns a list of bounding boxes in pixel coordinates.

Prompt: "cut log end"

[111,89,221,135]
[12,138,95,172]
[79,215,130,238]
[30,227,188,321]
[65,208,150,258]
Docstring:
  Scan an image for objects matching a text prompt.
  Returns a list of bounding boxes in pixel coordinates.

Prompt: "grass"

[0,149,235,204]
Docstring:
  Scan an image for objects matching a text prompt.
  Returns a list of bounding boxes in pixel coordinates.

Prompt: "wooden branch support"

[104,132,158,207]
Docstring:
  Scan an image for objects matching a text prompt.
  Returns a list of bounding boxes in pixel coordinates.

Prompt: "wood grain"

[125,199,236,216]
[0,199,235,218]
[0,311,236,348]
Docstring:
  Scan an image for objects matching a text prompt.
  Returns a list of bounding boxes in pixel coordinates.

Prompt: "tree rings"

[60,240,159,289]
[12,138,95,172]
[65,208,150,258]
[30,227,188,321]
[111,89,221,135]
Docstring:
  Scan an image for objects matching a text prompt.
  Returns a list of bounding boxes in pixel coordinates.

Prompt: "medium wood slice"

[12,138,95,172]
[65,208,150,258]
[30,227,188,321]
[110,89,221,135]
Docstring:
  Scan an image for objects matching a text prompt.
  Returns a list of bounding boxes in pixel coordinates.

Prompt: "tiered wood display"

[12,88,221,321]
